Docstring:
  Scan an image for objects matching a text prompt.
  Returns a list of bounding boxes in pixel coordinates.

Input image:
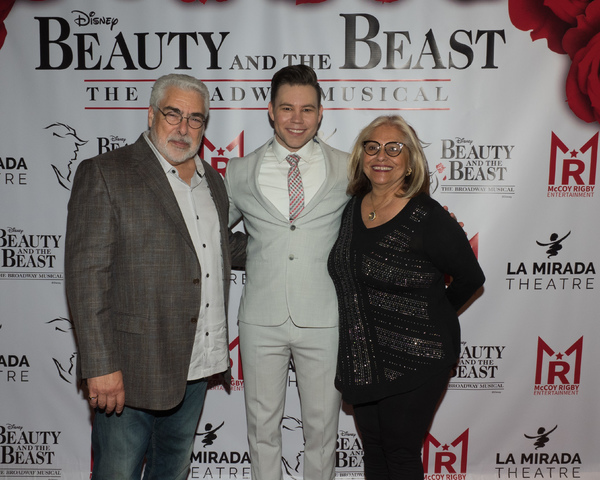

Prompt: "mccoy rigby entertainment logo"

[431,137,515,196]
[506,231,595,291]
[494,425,582,479]
[423,429,469,480]
[190,418,251,479]
[201,132,244,177]
[0,155,27,186]
[0,228,63,280]
[0,423,62,475]
[35,13,505,111]
[208,335,243,392]
[534,336,583,396]
[448,341,505,392]
[547,132,597,198]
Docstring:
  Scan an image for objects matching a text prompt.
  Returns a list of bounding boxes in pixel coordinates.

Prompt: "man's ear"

[148,106,155,130]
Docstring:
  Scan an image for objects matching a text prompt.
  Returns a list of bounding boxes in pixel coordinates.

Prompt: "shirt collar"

[271,136,317,164]
[143,131,206,177]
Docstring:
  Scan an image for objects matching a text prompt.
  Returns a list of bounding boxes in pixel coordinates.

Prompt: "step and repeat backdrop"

[1,0,599,479]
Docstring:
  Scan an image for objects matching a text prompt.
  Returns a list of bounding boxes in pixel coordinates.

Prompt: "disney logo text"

[72,10,118,30]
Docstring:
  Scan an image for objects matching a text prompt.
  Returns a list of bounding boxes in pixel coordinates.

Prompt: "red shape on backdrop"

[0,0,16,50]
[177,0,400,3]
[178,0,229,3]
[562,2,600,123]
[508,0,573,54]
[566,32,600,123]
[296,0,399,2]
[509,0,600,125]
[563,1,600,57]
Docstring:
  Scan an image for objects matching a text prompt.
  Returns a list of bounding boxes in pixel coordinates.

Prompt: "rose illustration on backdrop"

[563,1,600,122]
[1,0,48,50]
[0,0,17,50]
[563,1,600,56]
[566,32,600,122]
[508,0,586,53]
[509,0,600,124]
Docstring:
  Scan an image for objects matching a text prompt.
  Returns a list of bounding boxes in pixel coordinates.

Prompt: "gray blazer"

[225,137,350,328]
[65,134,244,411]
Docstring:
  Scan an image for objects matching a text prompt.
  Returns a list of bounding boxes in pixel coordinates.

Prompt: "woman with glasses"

[328,115,485,480]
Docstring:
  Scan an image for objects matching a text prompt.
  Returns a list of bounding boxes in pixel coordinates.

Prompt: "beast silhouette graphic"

[46,316,77,383]
[45,123,88,190]
[281,416,305,479]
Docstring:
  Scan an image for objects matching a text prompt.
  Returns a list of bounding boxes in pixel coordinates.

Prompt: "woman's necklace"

[368,192,393,221]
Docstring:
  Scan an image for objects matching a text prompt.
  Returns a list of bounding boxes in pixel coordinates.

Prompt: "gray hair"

[149,74,210,119]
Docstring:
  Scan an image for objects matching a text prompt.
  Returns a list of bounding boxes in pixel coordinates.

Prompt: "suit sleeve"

[64,160,120,380]
[224,158,244,228]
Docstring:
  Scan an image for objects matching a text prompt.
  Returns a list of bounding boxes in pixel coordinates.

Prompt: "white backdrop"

[1,0,599,479]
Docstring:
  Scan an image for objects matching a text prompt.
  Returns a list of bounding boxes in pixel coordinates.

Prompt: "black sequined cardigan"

[328,193,485,405]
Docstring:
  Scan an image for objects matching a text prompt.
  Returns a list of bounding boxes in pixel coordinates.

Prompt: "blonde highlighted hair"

[347,115,430,198]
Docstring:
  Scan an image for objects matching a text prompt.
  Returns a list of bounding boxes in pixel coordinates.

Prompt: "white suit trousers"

[239,319,341,480]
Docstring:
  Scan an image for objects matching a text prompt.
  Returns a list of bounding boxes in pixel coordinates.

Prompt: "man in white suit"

[225,65,349,480]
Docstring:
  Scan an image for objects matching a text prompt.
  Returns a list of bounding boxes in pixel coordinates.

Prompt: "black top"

[327,193,485,405]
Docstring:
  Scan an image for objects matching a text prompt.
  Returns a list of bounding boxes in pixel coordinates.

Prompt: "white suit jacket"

[225,137,350,327]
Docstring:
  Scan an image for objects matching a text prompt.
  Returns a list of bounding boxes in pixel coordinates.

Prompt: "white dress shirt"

[258,137,326,219]
[144,132,228,381]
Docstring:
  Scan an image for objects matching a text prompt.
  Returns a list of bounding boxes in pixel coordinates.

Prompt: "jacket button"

[193,278,200,284]
[290,225,296,231]
[191,318,198,324]
[289,254,295,260]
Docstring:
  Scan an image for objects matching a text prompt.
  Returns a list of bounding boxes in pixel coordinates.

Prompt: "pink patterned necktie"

[286,153,305,222]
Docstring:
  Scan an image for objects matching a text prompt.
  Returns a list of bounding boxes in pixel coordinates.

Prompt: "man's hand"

[87,371,125,415]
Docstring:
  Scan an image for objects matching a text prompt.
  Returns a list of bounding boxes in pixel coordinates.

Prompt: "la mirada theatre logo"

[505,230,595,292]
[495,425,583,478]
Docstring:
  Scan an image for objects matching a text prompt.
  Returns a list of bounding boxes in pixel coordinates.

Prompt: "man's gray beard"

[149,128,199,165]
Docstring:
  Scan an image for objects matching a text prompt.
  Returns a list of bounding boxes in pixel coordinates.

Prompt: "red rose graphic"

[566,31,600,122]
[563,1,600,57]
[0,0,16,50]
[508,0,592,54]
[178,0,229,3]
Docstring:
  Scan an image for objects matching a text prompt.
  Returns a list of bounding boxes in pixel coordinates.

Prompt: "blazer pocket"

[115,313,147,335]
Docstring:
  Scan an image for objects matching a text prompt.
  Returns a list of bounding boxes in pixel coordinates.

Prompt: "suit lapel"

[248,141,288,222]
[295,138,339,219]
[130,135,197,254]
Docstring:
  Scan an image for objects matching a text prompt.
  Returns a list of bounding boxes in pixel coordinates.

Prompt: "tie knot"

[286,154,300,167]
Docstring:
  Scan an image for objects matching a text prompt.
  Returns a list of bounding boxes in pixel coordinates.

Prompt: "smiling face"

[147,86,206,165]
[268,84,323,152]
[362,124,411,193]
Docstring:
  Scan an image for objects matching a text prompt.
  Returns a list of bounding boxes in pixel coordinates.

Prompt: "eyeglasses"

[157,108,205,129]
[363,141,404,157]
